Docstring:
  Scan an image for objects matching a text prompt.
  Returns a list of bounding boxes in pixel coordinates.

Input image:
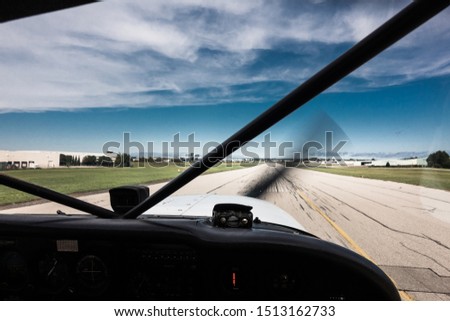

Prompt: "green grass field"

[0,163,244,206]
[306,166,450,191]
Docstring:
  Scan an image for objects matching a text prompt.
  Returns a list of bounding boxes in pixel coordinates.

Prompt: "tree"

[59,154,66,166]
[59,154,75,167]
[82,155,97,166]
[98,156,113,167]
[114,153,131,167]
[427,150,450,168]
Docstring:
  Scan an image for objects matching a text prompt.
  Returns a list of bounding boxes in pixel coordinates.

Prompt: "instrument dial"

[0,251,28,291]
[76,255,108,293]
[38,256,69,293]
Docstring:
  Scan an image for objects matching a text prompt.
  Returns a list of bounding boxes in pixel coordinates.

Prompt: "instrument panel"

[1,239,200,299]
[0,214,400,300]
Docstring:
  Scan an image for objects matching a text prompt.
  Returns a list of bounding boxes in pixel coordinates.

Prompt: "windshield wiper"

[0,0,98,23]
[122,0,450,219]
[0,174,117,218]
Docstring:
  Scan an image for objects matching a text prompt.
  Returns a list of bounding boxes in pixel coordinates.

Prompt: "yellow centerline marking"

[296,189,413,301]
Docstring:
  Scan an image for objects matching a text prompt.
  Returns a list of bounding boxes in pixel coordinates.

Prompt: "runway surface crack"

[400,242,450,274]
[318,189,428,240]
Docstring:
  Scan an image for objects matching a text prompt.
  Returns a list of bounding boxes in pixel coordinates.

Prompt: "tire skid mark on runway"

[295,190,352,249]
[253,173,351,248]
[317,182,397,210]
[273,171,354,244]
[318,188,427,239]
[323,204,336,212]
[304,211,313,221]
[297,190,373,260]
[303,189,344,220]
[207,170,256,194]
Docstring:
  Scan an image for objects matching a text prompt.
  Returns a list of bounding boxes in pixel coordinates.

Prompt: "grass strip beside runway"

[306,167,450,192]
[0,163,242,206]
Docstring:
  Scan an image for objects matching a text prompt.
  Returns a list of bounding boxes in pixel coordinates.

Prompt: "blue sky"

[0,0,449,158]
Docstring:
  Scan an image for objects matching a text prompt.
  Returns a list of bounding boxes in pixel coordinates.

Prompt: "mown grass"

[306,166,450,191]
[0,162,243,206]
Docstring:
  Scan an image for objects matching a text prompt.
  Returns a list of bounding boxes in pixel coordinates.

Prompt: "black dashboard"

[0,214,400,300]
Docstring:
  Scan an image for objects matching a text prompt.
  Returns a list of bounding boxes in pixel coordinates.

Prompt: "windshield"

[0,0,449,301]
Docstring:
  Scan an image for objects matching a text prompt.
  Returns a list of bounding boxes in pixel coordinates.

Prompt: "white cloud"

[0,0,448,112]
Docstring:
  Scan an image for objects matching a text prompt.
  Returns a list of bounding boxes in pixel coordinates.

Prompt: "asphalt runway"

[1,165,450,300]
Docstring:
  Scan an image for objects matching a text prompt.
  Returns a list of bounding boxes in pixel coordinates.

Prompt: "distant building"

[370,158,427,167]
[0,150,104,169]
[342,158,427,167]
[345,160,373,167]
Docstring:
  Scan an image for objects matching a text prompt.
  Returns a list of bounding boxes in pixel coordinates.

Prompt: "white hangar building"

[0,150,104,169]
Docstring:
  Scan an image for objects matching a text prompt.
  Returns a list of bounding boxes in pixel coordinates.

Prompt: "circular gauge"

[76,255,108,292]
[0,251,29,291]
[38,256,69,293]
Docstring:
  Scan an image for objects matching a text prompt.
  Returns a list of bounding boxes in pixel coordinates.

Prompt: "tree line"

[59,154,81,166]
[59,151,449,168]
[59,153,131,167]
